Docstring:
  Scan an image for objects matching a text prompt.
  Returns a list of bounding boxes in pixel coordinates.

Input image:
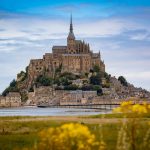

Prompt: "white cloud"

[126,71,150,79]
[0,16,143,41]
[130,32,150,41]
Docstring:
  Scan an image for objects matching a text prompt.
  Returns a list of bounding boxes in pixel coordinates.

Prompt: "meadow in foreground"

[0,101,150,150]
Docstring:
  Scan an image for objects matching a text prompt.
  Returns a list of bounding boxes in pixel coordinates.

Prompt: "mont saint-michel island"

[0,15,150,108]
[1,0,150,150]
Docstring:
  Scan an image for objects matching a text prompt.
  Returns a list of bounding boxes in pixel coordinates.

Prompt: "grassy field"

[0,114,149,150]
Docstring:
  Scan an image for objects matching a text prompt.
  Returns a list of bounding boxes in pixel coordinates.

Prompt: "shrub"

[90,74,102,85]
[17,71,27,82]
[10,79,17,87]
[93,85,103,95]
[104,72,111,81]
[60,77,72,86]
[93,65,100,73]
[64,84,78,90]
[102,83,110,88]
[22,123,100,150]
[81,85,93,91]
[118,76,128,87]
[60,72,76,80]
[36,75,53,86]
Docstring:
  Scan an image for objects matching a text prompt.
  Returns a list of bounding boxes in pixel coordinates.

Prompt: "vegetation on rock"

[64,84,79,90]
[17,66,28,82]
[36,75,53,86]
[90,73,102,85]
[118,76,128,87]
[2,79,19,96]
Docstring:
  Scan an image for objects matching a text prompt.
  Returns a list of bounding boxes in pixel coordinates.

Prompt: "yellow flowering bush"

[21,123,101,150]
[113,100,150,115]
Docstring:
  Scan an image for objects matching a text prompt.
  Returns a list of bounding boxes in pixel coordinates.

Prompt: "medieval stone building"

[27,15,105,86]
[0,92,21,107]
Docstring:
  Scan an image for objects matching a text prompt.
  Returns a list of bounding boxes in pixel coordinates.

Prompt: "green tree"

[93,85,103,95]
[36,75,53,86]
[93,65,100,73]
[10,79,17,87]
[2,79,19,96]
[90,74,102,85]
[118,76,128,86]
[25,66,28,76]
[104,72,111,81]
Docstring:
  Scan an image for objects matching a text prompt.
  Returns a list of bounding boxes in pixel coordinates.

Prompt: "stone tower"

[67,14,76,54]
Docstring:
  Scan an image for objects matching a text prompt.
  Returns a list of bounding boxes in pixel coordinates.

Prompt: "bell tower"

[67,14,76,54]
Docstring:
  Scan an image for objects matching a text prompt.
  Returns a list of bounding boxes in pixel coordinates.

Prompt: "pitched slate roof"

[52,46,67,49]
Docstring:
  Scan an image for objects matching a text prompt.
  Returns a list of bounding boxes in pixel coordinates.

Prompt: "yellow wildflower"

[113,107,122,113]
[113,100,150,115]
[121,101,133,107]
[132,104,147,114]
[38,123,97,150]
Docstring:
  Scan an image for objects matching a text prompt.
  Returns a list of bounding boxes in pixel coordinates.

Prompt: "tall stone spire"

[70,13,73,33]
[68,13,75,40]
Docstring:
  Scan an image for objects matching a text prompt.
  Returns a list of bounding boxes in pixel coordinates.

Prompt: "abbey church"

[28,15,105,86]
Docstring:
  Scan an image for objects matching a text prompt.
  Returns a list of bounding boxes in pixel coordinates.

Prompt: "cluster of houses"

[26,86,97,106]
[60,90,97,105]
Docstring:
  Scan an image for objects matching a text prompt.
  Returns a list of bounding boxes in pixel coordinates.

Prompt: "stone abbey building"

[28,15,105,86]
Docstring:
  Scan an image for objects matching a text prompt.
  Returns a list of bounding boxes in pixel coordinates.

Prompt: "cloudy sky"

[0,0,150,93]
